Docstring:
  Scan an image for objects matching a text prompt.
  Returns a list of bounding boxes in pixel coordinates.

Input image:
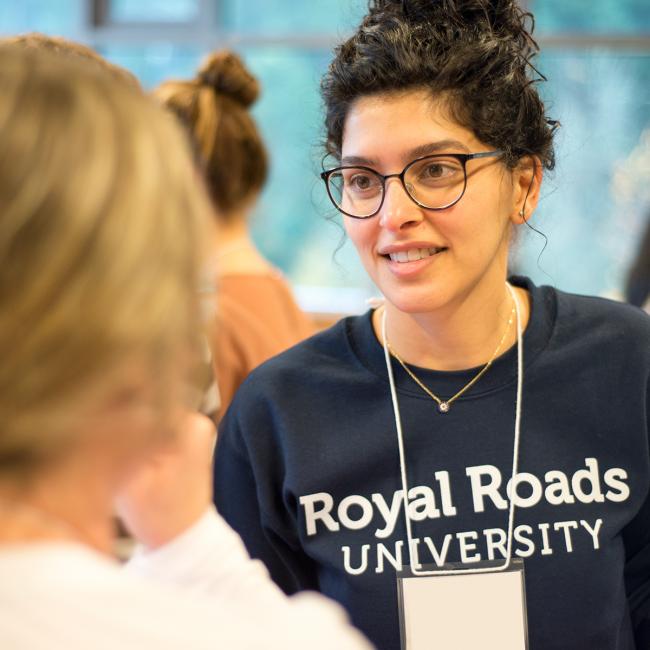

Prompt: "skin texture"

[0,373,215,554]
[115,412,216,550]
[0,378,177,553]
[341,90,541,370]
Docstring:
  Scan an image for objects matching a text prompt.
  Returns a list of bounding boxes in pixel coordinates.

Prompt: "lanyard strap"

[381,283,524,576]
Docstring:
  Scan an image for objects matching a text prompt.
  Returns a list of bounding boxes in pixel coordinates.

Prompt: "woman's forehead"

[341,90,481,163]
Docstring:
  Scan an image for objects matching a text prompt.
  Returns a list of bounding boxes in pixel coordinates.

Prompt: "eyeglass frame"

[320,150,504,219]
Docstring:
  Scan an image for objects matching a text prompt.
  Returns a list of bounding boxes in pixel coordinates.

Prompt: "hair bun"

[367,0,536,58]
[371,0,436,21]
[196,51,259,108]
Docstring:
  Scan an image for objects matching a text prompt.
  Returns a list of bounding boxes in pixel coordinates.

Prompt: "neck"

[213,215,271,276]
[0,457,117,555]
[375,279,530,371]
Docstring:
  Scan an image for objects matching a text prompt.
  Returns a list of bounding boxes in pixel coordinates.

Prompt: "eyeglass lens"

[327,156,466,217]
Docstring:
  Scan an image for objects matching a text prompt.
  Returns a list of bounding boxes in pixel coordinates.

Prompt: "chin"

[383,287,449,315]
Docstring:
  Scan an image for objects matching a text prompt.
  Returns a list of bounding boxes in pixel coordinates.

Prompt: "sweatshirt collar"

[346,276,556,402]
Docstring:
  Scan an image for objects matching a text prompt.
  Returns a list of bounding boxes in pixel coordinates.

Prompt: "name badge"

[397,560,528,650]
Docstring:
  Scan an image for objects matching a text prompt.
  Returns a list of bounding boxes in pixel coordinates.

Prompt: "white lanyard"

[381,283,524,576]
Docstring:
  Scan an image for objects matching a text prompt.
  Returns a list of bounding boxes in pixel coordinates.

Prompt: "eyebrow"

[340,139,470,167]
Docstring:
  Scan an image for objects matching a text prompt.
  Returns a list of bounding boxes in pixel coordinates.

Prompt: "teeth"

[389,247,442,263]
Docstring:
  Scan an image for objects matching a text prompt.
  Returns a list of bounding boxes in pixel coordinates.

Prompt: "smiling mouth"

[383,247,447,263]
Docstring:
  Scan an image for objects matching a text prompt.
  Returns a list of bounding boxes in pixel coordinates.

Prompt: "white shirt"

[0,508,372,650]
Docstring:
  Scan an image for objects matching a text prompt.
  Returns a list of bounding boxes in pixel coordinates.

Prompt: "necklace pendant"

[438,401,450,413]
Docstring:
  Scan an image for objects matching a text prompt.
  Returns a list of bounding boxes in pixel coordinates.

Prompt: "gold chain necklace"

[385,298,515,414]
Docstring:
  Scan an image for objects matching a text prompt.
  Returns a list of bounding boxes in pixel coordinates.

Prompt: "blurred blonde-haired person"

[2,32,219,421]
[154,51,315,418]
[0,46,370,650]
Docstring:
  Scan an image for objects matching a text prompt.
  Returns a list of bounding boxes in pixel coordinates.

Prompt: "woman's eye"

[414,159,461,184]
[424,164,450,178]
[349,174,375,190]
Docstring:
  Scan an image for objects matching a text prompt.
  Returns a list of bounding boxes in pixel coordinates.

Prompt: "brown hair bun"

[197,50,259,108]
[154,49,268,218]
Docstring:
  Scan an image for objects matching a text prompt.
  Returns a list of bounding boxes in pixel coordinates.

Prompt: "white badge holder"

[397,559,529,650]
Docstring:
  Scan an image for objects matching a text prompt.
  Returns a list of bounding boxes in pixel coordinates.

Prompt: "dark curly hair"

[321,0,558,171]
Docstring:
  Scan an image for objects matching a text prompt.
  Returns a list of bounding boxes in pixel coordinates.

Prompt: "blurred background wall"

[1,0,648,314]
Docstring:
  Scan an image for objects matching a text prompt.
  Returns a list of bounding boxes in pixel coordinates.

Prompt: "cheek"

[443,192,513,256]
[94,392,173,461]
[344,218,375,255]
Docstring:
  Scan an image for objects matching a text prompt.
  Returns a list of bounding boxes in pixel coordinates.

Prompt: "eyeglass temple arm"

[468,150,503,160]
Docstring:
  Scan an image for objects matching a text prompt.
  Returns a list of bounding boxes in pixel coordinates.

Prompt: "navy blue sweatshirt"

[214,278,650,650]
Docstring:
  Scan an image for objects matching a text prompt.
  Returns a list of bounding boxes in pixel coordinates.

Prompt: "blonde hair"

[1,32,141,89]
[153,50,268,220]
[0,48,212,475]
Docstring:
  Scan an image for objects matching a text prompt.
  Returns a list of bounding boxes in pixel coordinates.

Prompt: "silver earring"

[519,209,525,217]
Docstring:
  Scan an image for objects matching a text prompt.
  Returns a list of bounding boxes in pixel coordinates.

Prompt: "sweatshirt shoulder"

[548,287,650,366]
[553,287,650,334]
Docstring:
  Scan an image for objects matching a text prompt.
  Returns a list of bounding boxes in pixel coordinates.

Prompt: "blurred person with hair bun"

[0,45,370,650]
[154,50,314,419]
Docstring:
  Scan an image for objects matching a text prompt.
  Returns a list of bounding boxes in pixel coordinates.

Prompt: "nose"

[378,177,423,231]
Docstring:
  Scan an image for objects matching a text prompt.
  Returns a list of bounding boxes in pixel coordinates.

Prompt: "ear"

[510,156,543,225]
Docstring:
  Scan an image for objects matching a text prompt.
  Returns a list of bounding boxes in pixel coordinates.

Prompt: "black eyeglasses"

[320,150,503,219]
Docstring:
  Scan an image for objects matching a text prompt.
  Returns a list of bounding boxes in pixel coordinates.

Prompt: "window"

[1,0,648,306]
[101,0,201,24]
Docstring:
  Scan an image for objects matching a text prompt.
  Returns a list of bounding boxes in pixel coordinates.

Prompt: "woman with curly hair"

[215,1,650,648]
